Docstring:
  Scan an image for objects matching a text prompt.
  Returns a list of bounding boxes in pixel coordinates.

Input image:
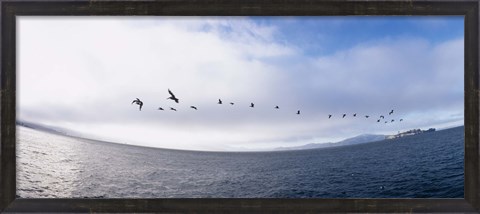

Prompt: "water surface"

[17,126,464,198]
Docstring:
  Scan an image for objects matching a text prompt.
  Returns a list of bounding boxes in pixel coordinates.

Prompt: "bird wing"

[168,89,175,97]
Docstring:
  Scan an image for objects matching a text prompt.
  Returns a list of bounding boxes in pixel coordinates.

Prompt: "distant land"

[17,120,69,136]
[16,120,92,140]
[274,134,386,151]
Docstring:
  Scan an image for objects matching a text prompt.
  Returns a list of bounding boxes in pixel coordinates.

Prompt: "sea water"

[16,126,464,198]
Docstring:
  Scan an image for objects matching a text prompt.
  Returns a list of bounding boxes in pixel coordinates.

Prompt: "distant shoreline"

[16,121,464,153]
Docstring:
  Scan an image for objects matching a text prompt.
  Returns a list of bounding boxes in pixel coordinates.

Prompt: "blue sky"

[18,16,464,151]
[250,16,463,55]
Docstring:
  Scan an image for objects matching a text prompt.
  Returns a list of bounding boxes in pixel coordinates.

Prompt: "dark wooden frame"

[1,0,478,213]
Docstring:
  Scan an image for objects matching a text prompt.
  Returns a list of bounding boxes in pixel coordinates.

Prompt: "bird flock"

[132,89,404,124]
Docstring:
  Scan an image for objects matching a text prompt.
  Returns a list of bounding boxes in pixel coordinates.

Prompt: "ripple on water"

[16,126,464,198]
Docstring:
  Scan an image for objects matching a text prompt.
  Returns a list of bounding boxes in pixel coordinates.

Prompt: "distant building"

[386,128,436,139]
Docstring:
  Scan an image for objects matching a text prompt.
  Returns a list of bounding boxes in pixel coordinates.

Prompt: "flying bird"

[389,110,394,115]
[230,102,234,105]
[158,107,164,110]
[380,115,385,119]
[377,119,380,122]
[391,119,395,122]
[365,115,370,118]
[167,89,179,103]
[218,99,222,104]
[190,106,197,110]
[385,121,388,123]
[275,106,279,109]
[170,107,177,111]
[328,114,332,119]
[297,110,300,115]
[250,103,254,108]
[353,113,357,117]
[342,114,346,118]
[131,98,143,111]
[400,119,403,122]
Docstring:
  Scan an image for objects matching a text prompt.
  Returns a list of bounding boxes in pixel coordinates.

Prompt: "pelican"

[328,114,332,119]
[170,107,177,111]
[131,98,143,111]
[250,103,254,108]
[297,110,300,115]
[342,114,346,118]
[158,107,164,111]
[275,106,279,109]
[389,110,394,115]
[218,99,222,104]
[190,106,197,110]
[167,89,179,103]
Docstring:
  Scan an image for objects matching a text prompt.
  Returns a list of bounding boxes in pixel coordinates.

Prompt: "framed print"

[1,0,479,213]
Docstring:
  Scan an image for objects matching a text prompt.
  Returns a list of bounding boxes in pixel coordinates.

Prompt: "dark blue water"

[17,126,464,198]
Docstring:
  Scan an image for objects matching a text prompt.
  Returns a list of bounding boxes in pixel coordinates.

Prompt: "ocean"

[16,125,464,198]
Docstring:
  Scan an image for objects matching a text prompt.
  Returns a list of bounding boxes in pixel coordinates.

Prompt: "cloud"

[18,17,464,151]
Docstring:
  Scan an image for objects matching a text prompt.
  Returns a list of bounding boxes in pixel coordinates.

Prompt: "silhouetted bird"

[250,103,254,108]
[385,121,388,123]
[297,110,300,115]
[342,114,346,118]
[391,119,395,122]
[190,106,197,110]
[230,102,234,105]
[167,89,179,103]
[380,115,385,119]
[328,114,332,119]
[158,107,164,110]
[132,98,143,111]
[377,119,380,122]
[275,106,279,109]
[353,113,357,117]
[400,119,403,122]
[218,99,222,104]
[365,115,370,118]
[389,110,394,115]
[170,107,177,111]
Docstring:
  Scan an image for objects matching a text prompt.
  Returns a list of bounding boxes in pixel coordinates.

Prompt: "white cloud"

[18,17,464,151]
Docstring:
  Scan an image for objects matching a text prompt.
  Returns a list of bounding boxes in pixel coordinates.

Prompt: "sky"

[17,16,464,151]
